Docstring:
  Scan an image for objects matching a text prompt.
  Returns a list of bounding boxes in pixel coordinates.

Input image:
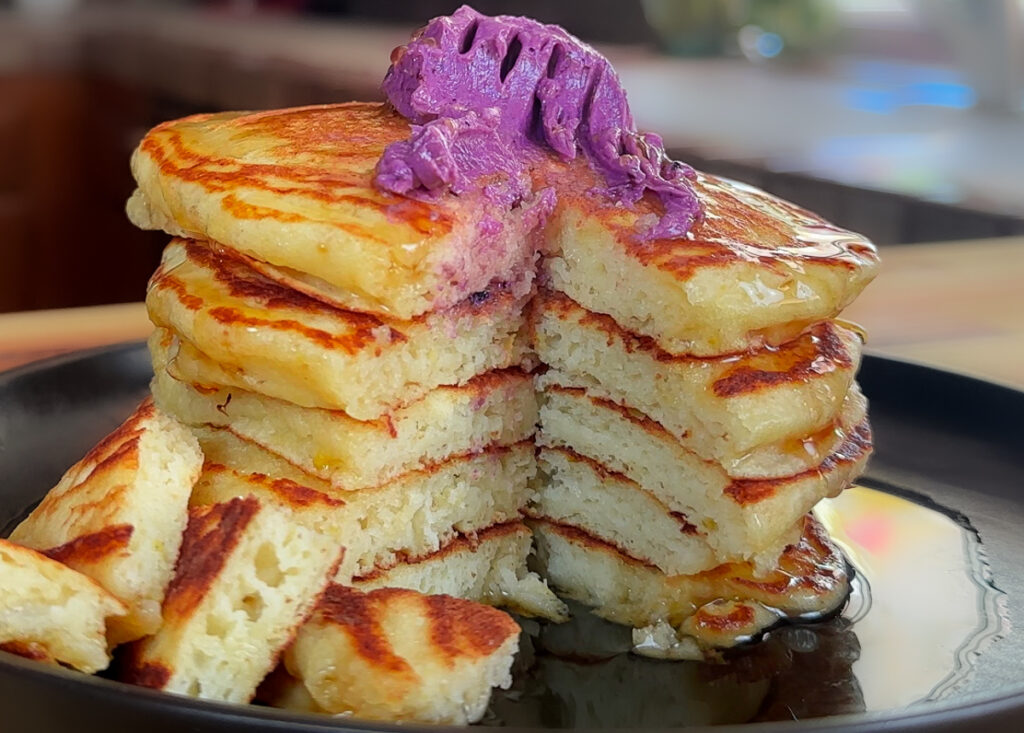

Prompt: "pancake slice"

[531,514,849,659]
[151,335,537,490]
[282,585,519,724]
[128,102,546,319]
[353,522,568,622]
[544,165,879,357]
[190,427,536,583]
[121,497,343,703]
[531,447,799,576]
[532,290,863,464]
[147,239,530,419]
[537,385,871,557]
[10,399,201,644]
[0,538,127,673]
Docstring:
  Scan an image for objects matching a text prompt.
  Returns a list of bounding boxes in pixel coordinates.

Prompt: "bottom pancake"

[531,514,849,659]
[353,521,568,622]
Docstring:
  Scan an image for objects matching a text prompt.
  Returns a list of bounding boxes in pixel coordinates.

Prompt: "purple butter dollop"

[374,5,701,240]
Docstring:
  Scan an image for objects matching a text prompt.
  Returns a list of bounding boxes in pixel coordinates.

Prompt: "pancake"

[147,239,530,419]
[530,447,808,576]
[9,399,202,644]
[0,538,127,673]
[128,102,548,320]
[151,335,536,490]
[190,427,536,583]
[532,290,863,464]
[543,164,879,357]
[536,386,871,557]
[353,522,568,622]
[282,585,519,724]
[121,497,343,703]
[531,514,849,659]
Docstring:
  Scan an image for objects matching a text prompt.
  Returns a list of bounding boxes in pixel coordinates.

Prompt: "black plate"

[1,344,1022,732]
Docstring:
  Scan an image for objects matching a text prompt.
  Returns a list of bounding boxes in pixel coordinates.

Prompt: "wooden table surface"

[1,236,1022,390]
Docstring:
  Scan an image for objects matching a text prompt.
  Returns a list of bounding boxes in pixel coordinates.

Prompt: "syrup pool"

[485,484,1008,727]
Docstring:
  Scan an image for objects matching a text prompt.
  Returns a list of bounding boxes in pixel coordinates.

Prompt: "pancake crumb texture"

[0,539,126,673]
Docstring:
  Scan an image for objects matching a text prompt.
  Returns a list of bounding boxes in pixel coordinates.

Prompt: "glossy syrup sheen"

[484,485,1007,727]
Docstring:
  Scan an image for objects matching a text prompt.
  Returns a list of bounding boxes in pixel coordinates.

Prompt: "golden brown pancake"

[531,513,849,659]
[535,386,871,559]
[128,103,544,319]
[147,239,530,419]
[120,497,343,703]
[150,331,537,490]
[189,426,537,583]
[283,585,519,724]
[543,163,879,356]
[532,290,864,464]
[10,399,202,644]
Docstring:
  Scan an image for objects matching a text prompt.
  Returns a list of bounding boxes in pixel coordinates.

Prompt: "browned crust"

[689,603,757,633]
[201,463,346,509]
[711,321,855,398]
[43,524,134,565]
[724,419,872,506]
[537,290,857,384]
[315,585,414,675]
[536,514,847,602]
[316,585,517,670]
[24,401,154,524]
[424,592,519,664]
[140,103,452,240]
[353,521,528,582]
[551,161,878,283]
[154,239,525,356]
[0,641,55,663]
[120,645,173,690]
[161,497,260,620]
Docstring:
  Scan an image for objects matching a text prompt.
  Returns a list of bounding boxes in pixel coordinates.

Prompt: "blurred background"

[2,0,1024,313]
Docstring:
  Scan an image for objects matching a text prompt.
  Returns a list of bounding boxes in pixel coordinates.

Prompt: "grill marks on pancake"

[43,524,134,565]
[162,498,260,620]
[154,240,522,358]
[141,103,453,240]
[316,585,517,671]
[26,402,152,528]
[317,585,413,675]
[154,241,404,356]
[424,592,518,663]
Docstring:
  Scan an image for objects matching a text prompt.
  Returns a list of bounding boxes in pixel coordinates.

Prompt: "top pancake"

[127,103,542,320]
[543,163,880,356]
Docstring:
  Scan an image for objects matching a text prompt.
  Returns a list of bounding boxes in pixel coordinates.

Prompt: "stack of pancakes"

[126,101,878,664]
[131,103,566,619]
[528,164,876,654]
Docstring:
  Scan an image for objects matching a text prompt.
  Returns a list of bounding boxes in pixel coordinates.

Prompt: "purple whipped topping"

[374,5,701,240]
